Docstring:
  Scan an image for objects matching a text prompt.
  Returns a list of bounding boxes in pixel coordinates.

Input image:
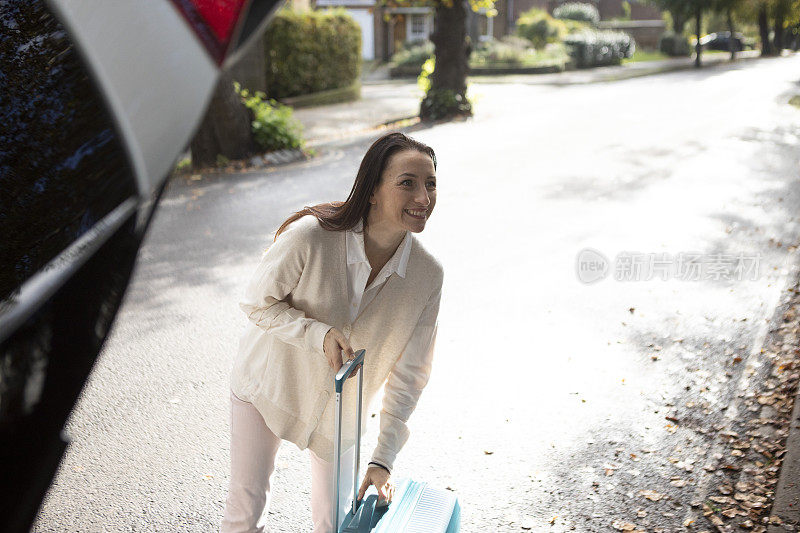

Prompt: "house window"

[408,13,429,41]
[411,14,425,35]
[478,10,493,42]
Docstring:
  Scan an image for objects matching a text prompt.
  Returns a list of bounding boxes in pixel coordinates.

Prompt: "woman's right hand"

[323,327,354,374]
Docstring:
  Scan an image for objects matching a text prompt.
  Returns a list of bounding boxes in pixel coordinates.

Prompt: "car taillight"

[170,0,250,65]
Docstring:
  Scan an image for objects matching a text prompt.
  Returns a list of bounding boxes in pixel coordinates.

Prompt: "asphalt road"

[33,54,800,532]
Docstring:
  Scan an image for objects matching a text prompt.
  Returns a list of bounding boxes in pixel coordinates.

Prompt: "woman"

[220,132,444,533]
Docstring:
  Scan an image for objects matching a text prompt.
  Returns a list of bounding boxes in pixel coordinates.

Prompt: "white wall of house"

[315,0,375,59]
[347,9,374,59]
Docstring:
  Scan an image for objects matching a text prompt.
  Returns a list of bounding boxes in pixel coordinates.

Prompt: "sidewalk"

[293,49,776,148]
[466,49,763,85]
[292,82,423,148]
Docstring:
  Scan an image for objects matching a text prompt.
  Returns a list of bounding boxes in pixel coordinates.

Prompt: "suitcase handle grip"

[333,348,366,530]
[334,349,365,393]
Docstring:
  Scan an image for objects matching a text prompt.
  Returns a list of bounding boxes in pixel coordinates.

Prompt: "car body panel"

[1,1,283,530]
[47,0,218,197]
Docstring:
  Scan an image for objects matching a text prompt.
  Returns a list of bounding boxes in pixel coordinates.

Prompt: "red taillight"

[170,0,250,64]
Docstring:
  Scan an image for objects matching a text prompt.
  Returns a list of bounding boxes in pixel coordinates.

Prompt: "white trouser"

[220,389,355,533]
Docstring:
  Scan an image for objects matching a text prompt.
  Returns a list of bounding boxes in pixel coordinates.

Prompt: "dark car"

[0,1,281,531]
[700,31,745,52]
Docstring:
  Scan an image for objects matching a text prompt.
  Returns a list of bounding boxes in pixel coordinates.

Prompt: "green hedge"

[563,30,635,67]
[658,31,691,56]
[389,40,434,69]
[472,36,533,66]
[515,8,568,49]
[553,2,600,25]
[263,8,361,99]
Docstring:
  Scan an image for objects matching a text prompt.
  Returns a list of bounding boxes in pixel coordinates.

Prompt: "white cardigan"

[230,214,444,470]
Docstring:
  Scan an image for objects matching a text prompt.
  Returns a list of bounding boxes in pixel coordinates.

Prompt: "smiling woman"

[221,132,445,533]
[369,150,437,231]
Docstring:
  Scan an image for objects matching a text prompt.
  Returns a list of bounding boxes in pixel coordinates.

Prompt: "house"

[312,0,663,61]
[313,0,435,61]
[477,0,662,42]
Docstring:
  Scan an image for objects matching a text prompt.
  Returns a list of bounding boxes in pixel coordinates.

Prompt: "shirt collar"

[346,218,412,278]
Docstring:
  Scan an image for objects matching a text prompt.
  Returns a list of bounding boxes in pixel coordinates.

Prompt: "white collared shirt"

[345,218,413,323]
[345,219,440,472]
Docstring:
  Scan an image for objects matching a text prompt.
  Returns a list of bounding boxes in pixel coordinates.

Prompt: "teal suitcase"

[333,350,461,533]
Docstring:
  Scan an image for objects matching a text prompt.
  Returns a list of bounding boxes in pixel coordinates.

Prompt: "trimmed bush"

[389,40,434,69]
[563,30,635,67]
[515,8,568,49]
[563,19,593,34]
[471,35,534,66]
[263,8,361,99]
[553,2,600,25]
[658,31,691,56]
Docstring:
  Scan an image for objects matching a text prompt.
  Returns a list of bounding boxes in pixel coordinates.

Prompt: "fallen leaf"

[640,489,663,501]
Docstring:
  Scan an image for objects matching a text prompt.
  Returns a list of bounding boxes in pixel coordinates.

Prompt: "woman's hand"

[323,327,354,373]
[357,466,393,505]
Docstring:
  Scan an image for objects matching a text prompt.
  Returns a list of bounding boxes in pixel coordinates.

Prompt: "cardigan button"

[343,324,351,336]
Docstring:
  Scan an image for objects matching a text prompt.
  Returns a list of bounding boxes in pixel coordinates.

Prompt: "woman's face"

[368,149,437,234]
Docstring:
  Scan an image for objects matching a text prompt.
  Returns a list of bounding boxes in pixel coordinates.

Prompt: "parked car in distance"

[0,1,281,531]
[699,31,745,51]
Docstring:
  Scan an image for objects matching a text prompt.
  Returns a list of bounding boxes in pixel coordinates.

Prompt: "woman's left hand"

[357,465,393,505]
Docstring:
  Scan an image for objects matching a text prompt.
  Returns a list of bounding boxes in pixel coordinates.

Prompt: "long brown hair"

[274,132,437,241]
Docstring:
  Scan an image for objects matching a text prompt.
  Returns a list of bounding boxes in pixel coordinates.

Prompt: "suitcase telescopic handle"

[333,348,366,531]
[334,349,365,393]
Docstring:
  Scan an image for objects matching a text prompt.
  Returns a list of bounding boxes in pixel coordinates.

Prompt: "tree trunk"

[758,3,773,56]
[774,7,785,52]
[694,7,702,68]
[727,8,736,61]
[420,0,472,120]
[190,69,258,169]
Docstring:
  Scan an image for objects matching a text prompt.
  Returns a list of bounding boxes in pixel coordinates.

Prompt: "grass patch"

[789,95,800,108]
[621,49,671,64]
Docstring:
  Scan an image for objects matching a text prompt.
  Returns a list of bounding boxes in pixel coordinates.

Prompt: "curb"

[467,50,766,85]
[258,148,307,166]
[169,148,309,182]
[770,385,800,531]
[769,258,800,533]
